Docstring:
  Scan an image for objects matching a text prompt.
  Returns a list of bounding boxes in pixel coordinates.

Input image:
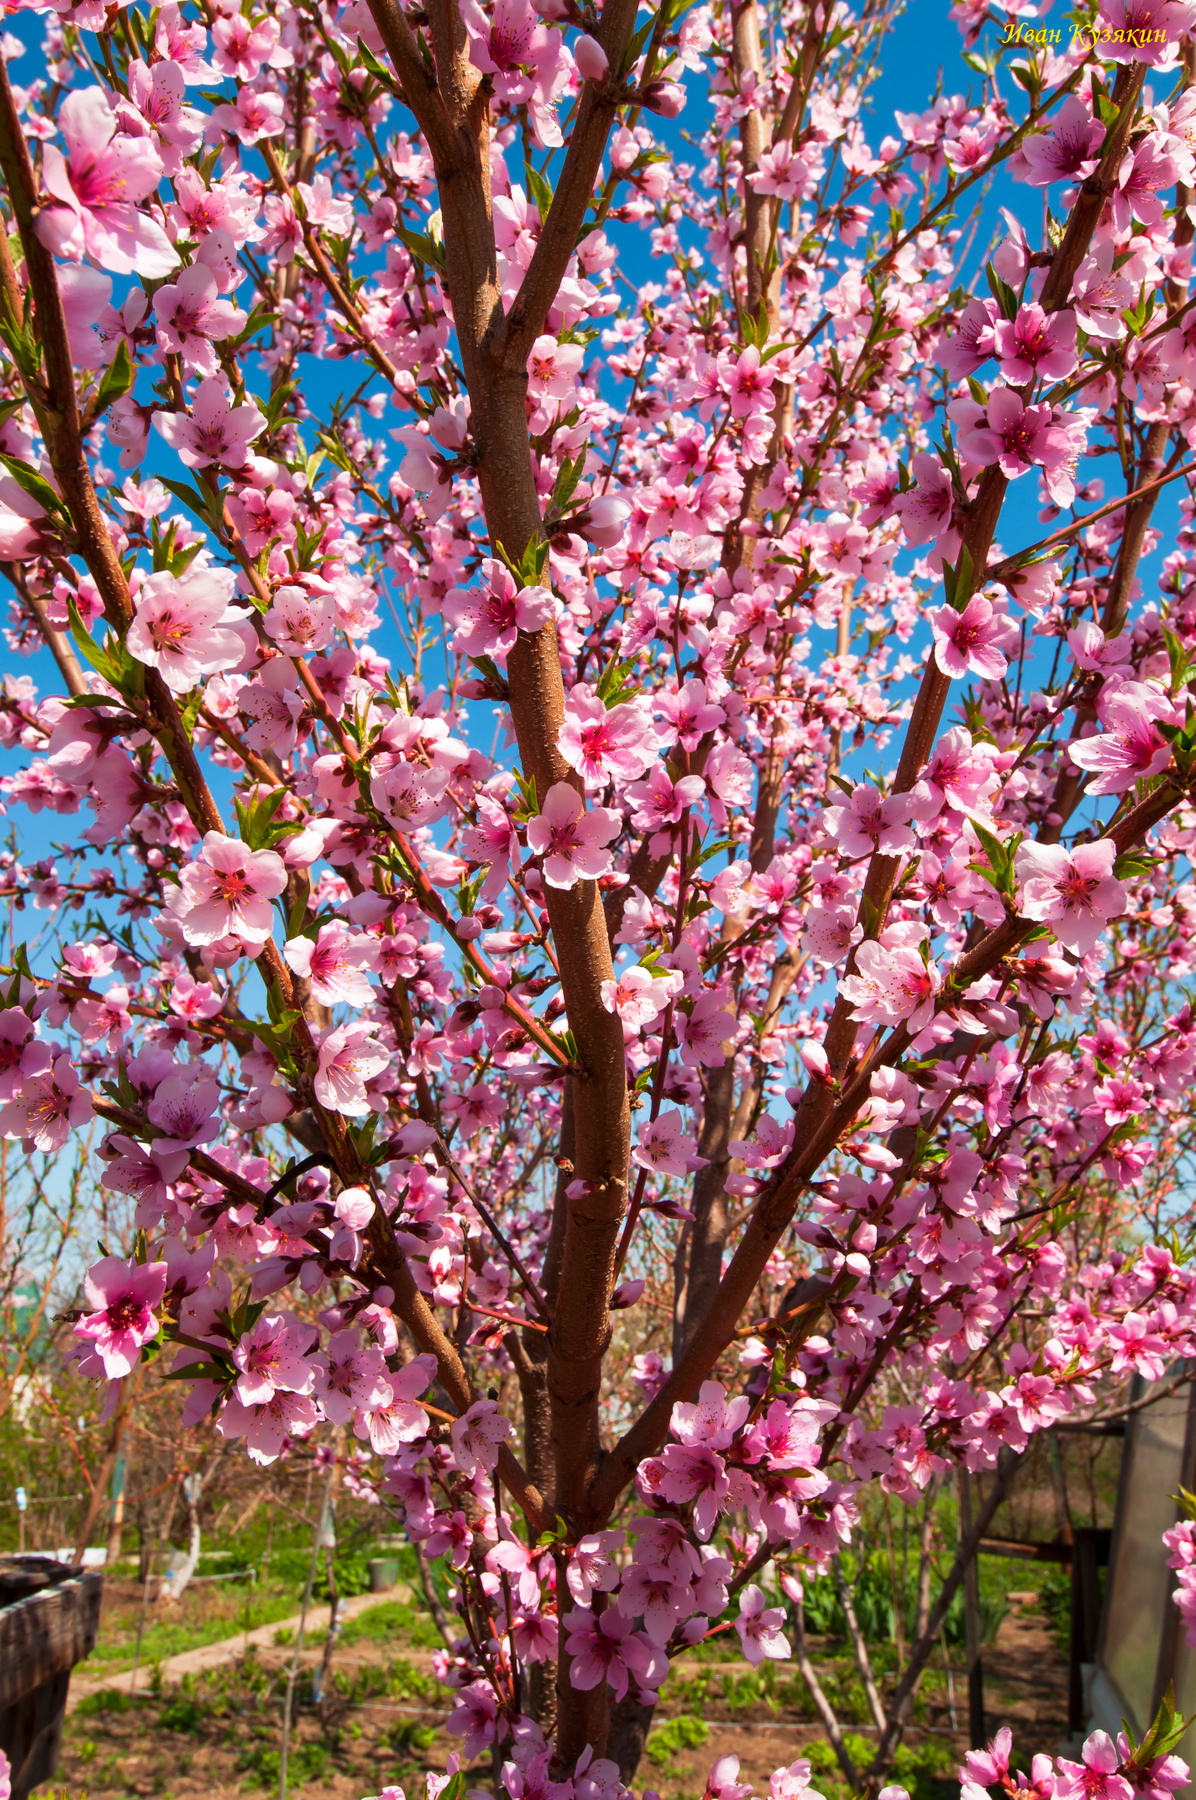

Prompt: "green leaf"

[621,12,656,74]
[357,40,397,88]
[692,833,733,869]
[66,600,126,689]
[160,476,216,528]
[525,162,555,219]
[467,653,507,693]
[595,650,642,709]
[984,260,1019,322]
[954,544,974,608]
[550,452,585,513]
[261,381,296,434]
[91,339,136,418]
[1113,851,1160,881]
[162,1362,234,1383]
[0,453,68,523]
[511,768,539,822]
[395,224,445,272]
[234,786,292,851]
[941,558,957,610]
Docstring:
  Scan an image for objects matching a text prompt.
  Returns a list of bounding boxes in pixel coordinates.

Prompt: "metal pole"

[279,1460,335,1800]
[957,1467,986,1749]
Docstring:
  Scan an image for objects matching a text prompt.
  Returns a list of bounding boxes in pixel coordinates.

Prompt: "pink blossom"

[1071,245,1134,340]
[284,923,375,1007]
[1022,97,1105,184]
[565,1530,624,1605]
[127,566,246,693]
[562,1607,667,1700]
[168,974,222,1022]
[736,1584,791,1664]
[726,345,776,419]
[1068,684,1173,795]
[1106,1312,1168,1380]
[952,388,1052,479]
[443,559,556,660]
[233,1313,317,1406]
[446,1682,505,1759]
[0,1008,51,1101]
[625,764,705,832]
[964,1726,1012,1789]
[527,334,584,402]
[154,263,246,376]
[450,1398,514,1476]
[929,595,1017,681]
[823,783,916,857]
[1114,134,1181,233]
[841,932,942,1031]
[525,782,621,888]
[313,1329,393,1424]
[146,1071,220,1146]
[910,727,998,822]
[75,1256,168,1377]
[210,86,286,145]
[176,833,287,947]
[580,494,631,547]
[770,1761,822,1800]
[601,964,675,1028]
[217,1390,320,1464]
[1015,839,1127,956]
[395,402,470,520]
[704,1754,753,1800]
[617,1559,695,1645]
[36,87,176,277]
[653,1440,755,1540]
[0,1054,92,1151]
[155,377,266,469]
[118,57,204,177]
[1054,1732,1134,1800]
[558,685,658,787]
[655,679,726,751]
[750,139,811,201]
[314,1021,390,1115]
[993,306,1079,384]
[211,10,288,79]
[892,454,956,546]
[228,485,296,556]
[264,584,337,655]
[634,1109,700,1176]
[442,1081,505,1136]
[676,991,738,1067]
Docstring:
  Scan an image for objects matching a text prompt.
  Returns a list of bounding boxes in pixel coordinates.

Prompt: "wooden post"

[957,1468,986,1749]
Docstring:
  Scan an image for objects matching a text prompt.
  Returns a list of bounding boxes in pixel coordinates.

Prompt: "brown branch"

[590,768,1190,1517]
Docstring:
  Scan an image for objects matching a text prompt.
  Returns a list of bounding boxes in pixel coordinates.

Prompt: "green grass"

[335,1597,443,1649]
[82,1588,309,1677]
[807,1730,958,1800]
[237,1738,331,1792]
[646,1714,711,1769]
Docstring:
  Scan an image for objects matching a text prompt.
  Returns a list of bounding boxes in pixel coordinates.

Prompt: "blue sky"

[0,0,1182,924]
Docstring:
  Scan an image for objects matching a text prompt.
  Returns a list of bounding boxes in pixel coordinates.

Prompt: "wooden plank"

[977,1536,1073,1564]
[0,1569,103,1710]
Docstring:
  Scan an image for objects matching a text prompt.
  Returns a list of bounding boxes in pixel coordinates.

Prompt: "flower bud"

[642,79,685,118]
[580,494,631,547]
[574,33,610,82]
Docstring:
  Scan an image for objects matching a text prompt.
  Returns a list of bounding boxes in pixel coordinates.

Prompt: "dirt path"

[67,1585,414,1710]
